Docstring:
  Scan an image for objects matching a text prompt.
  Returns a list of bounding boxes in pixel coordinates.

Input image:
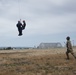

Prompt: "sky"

[0,0,76,47]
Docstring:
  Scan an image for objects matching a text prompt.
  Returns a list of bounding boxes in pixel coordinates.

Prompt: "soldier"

[16,21,23,36]
[66,36,76,60]
[22,20,26,30]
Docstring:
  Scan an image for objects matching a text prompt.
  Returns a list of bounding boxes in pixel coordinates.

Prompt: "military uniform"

[66,36,76,59]
[16,21,22,36]
[66,40,73,53]
[22,20,26,30]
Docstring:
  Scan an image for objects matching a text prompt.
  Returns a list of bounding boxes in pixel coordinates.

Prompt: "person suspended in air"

[16,21,23,36]
[22,20,26,30]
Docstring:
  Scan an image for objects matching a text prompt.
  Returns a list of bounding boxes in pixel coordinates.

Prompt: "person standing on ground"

[66,36,76,60]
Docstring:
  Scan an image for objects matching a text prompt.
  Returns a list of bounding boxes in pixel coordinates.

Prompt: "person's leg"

[20,29,22,35]
[66,51,69,59]
[18,29,20,35]
[71,52,76,59]
[19,28,22,36]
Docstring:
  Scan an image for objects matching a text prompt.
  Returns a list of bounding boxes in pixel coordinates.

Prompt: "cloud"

[0,0,76,46]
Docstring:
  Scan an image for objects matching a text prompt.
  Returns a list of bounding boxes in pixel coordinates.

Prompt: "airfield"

[0,47,76,75]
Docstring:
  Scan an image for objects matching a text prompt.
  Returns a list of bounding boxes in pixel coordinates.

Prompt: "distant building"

[37,42,62,49]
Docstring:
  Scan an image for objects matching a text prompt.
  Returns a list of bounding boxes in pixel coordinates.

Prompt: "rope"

[18,0,21,21]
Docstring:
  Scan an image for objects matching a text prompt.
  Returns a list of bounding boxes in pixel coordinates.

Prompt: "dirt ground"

[0,48,76,75]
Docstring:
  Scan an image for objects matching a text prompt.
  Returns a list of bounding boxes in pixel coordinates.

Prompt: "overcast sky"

[0,0,76,47]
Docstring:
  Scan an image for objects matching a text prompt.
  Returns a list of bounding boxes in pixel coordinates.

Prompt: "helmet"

[66,36,70,40]
[23,20,25,22]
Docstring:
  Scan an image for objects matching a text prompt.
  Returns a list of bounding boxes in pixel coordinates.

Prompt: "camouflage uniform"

[66,36,76,59]
[66,40,73,53]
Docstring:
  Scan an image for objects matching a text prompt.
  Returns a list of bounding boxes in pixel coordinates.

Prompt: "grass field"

[0,48,76,75]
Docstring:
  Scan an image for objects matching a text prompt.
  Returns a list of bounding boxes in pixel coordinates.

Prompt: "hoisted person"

[22,20,26,30]
[16,21,23,36]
